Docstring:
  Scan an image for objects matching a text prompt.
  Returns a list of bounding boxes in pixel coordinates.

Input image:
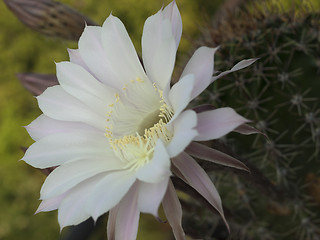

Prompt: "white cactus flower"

[23,1,256,239]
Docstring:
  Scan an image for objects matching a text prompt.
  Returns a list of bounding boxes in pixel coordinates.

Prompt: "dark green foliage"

[190,5,320,240]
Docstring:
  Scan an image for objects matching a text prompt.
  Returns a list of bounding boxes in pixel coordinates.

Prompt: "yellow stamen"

[105,78,174,171]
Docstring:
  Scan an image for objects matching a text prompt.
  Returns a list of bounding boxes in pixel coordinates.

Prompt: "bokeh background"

[1,0,320,239]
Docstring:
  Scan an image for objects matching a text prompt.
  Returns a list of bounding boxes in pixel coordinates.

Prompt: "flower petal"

[56,61,114,110]
[40,157,123,200]
[17,73,58,96]
[67,48,88,70]
[25,114,99,141]
[35,192,67,214]
[181,46,218,100]
[163,0,182,49]
[22,132,112,169]
[186,142,249,172]
[37,86,106,131]
[78,26,123,89]
[107,205,120,240]
[192,104,215,113]
[162,180,186,240]
[194,107,249,141]
[137,178,169,216]
[211,58,258,82]
[234,124,264,136]
[167,110,198,158]
[57,173,107,229]
[142,8,176,90]
[86,170,136,221]
[115,182,140,240]
[101,14,147,84]
[172,152,229,231]
[169,74,194,122]
[136,140,171,183]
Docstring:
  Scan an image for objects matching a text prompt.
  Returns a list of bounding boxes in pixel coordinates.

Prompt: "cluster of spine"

[187,3,320,240]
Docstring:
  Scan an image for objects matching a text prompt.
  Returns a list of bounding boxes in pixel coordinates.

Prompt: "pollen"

[104,78,174,171]
[107,114,172,171]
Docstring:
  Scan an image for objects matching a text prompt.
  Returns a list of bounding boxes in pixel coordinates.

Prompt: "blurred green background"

[0,0,224,239]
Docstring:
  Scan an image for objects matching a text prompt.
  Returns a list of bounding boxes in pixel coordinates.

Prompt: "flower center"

[105,78,173,171]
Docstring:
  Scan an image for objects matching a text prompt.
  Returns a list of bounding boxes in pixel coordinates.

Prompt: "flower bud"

[4,0,97,40]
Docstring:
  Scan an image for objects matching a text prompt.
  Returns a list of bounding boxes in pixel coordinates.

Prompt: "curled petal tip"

[234,124,269,140]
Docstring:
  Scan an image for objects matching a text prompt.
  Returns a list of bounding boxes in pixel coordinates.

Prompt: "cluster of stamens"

[105,78,173,171]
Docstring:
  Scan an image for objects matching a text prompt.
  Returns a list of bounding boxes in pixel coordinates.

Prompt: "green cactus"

[188,2,320,239]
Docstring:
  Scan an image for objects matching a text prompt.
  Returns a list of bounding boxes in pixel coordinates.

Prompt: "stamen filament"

[105,78,174,171]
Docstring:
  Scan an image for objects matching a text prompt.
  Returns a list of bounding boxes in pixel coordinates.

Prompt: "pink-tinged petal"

[169,74,194,122]
[185,142,249,172]
[40,158,123,200]
[86,170,136,221]
[162,180,186,240]
[115,182,140,240]
[17,73,58,96]
[211,58,258,82]
[172,152,229,231]
[107,205,120,240]
[137,178,169,216]
[78,26,123,89]
[167,110,198,158]
[57,173,107,229]
[192,104,216,113]
[163,0,182,49]
[142,8,176,90]
[67,49,88,70]
[194,107,250,141]
[37,86,106,131]
[35,192,67,214]
[56,61,115,111]
[234,124,265,136]
[101,15,147,84]
[181,46,218,100]
[22,132,112,169]
[136,140,171,183]
[25,114,99,141]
